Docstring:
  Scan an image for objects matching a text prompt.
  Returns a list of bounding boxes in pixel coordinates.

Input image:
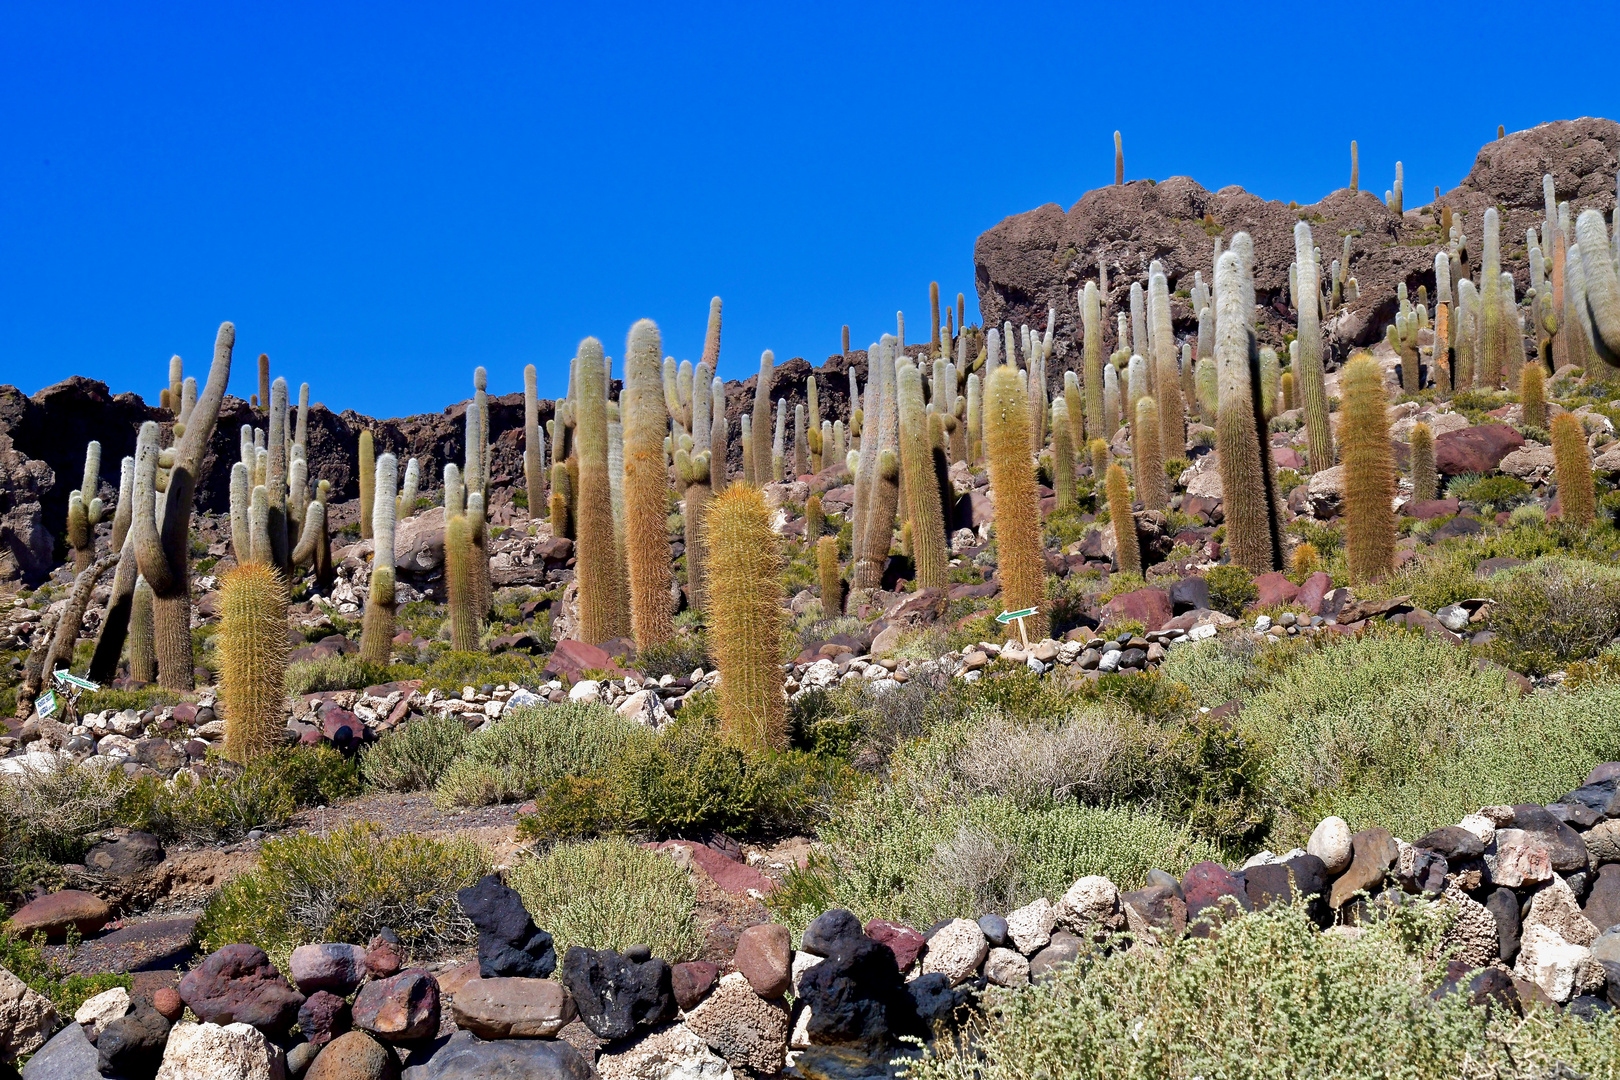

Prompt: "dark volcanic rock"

[558,947,675,1041]
[456,875,557,980]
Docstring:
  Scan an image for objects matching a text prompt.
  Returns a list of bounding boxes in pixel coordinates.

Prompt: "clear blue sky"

[3,2,1618,417]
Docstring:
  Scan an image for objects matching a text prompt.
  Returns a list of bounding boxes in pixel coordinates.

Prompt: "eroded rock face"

[972,119,1620,374]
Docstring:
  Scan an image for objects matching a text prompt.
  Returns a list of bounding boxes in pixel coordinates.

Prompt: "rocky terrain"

[4,117,1620,1078]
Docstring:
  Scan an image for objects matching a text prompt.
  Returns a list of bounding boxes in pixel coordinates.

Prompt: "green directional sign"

[53,670,101,692]
[35,690,57,720]
[996,608,1038,624]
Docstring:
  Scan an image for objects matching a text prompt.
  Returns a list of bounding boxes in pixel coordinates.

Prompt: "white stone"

[1306,817,1353,874]
[1055,875,1119,930]
[1187,623,1217,642]
[1457,814,1497,846]
[1005,898,1056,955]
[596,1021,734,1080]
[0,965,58,1060]
[1515,925,1593,1004]
[1253,615,1272,632]
[919,919,988,984]
[568,679,602,704]
[95,734,138,758]
[506,687,541,708]
[74,986,131,1041]
[155,1022,285,1080]
[983,947,1030,988]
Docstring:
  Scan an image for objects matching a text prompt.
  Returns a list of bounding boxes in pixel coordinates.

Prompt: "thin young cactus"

[1410,422,1438,502]
[817,535,842,615]
[1520,362,1548,429]
[66,440,103,572]
[358,430,375,540]
[1106,463,1139,576]
[751,350,775,484]
[1082,281,1104,439]
[524,363,546,518]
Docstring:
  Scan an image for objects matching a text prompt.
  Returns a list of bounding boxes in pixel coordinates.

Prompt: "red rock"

[731,923,792,998]
[1434,424,1525,476]
[544,638,631,680]
[152,986,184,1021]
[650,841,774,898]
[7,889,111,940]
[863,920,926,971]
[1250,572,1299,609]
[1296,571,1333,614]
[1406,498,1461,520]
[672,961,719,1011]
[1183,493,1222,523]
[1273,447,1304,470]
[178,944,305,1034]
[171,704,198,723]
[353,969,440,1042]
[1100,587,1173,632]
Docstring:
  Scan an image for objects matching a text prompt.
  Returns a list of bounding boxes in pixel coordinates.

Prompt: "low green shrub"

[1202,565,1257,616]
[0,931,130,1017]
[432,703,654,808]
[506,838,701,961]
[1451,473,1531,513]
[196,823,489,971]
[420,650,542,694]
[1484,556,1620,674]
[635,632,712,680]
[77,687,181,714]
[121,746,359,843]
[361,714,470,792]
[286,654,417,695]
[905,902,1620,1080]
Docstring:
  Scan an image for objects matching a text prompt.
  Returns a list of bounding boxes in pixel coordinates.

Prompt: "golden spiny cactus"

[705,485,786,751]
[1552,413,1595,527]
[817,535,842,615]
[1132,396,1168,512]
[1106,463,1140,575]
[984,365,1048,637]
[1340,354,1396,583]
[219,561,289,763]
[1409,422,1438,502]
[624,320,676,647]
[1520,362,1547,430]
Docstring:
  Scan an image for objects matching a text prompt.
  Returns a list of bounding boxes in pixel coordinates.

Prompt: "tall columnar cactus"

[1478,208,1511,388]
[793,403,808,477]
[965,373,982,461]
[805,492,823,541]
[1103,362,1121,438]
[1148,273,1184,464]
[1132,396,1168,512]
[358,430,375,540]
[1047,398,1076,516]
[1388,161,1404,214]
[751,350,775,484]
[1089,438,1109,479]
[1349,139,1358,191]
[1082,281,1104,439]
[1386,313,1422,394]
[984,365,1048,637]
[219,561,289,763]
[1293,223,1335,470]
[444,504,479,650]
[265,377,291,572]
[854,339,901,592]
[771,400,787,483]
[740,413,755,486]
[1409,422,1438,502]
[575,337,629,644]
[523,364,545,518]
[1126,354,1148,420]
[676,442,713,613]
[66,440,103,572]
[1340,355,1396,584]
[133,322,233,689]
[1520,362,1547,429]
[711,394,729,492]
[128,577,155,685]
[807,377,822,472]
[704,485,786,752]
[817,535,842,615]
[897,362,947,588]
[1552,413,1596,526]
[1113,131,1124,185]
[359,453,399,662]
[1129,283,1147,378]
[624,319,676,648]
[1454,278,1479,389]
[1105,464,1140,576]
[1577,209,1620,366]
[1214,252,1282,573]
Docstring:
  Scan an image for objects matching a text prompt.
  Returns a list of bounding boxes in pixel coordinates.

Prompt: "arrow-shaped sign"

[53,669,101,692]
[995,607,1038,648]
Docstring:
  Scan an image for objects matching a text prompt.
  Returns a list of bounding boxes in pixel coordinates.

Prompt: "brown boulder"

[1250,572,1299,609]
[7,889,110,940]
[1328,828,1399,909]
[1434,424,1525,476]
[731,923,792,999]
[1100,587,1173,632]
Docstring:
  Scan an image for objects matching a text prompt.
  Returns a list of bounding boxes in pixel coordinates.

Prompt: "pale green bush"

[361,714,470,792]
[433,703,655,807]
[506,838,701,962]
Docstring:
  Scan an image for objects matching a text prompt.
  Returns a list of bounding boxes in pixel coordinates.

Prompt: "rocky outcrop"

[973,118,1620,367]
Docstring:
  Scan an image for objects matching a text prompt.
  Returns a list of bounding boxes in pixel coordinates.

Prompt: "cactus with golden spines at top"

[705,485,787,752]
[807,377,823,471]
[897,361,947,589]
[219,559,289,763]
[1553,413,1596,526]
[1340,355,1396,584]
[1132,397,1168,512]
[1520,362,1547,430]
[1280,370,1296,414]
[984,365,1048,637]
[806,493,823,542]
[1106,463,1140,576]
[357,430,375,540]
[1409,423,1438,503]
[1089,438,1110,480]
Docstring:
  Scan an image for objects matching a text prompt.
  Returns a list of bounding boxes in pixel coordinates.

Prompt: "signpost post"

[46,669,100,725]
[995,607,1038,648]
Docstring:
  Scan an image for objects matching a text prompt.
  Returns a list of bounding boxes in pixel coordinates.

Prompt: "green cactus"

[1553,413,1596,526]
[574,337,629,644]
[1520,362,1548,429]
[1386,313,1422,394]
[444,505,479,651]
[359,453,399,663]
[1478,208,1511,388]
[358,430,375,541]
[1051,395,1076,513]
[984,365,1048,638]
[1214,250,1282,573]
[128,575,155,685]
[1105,463,1140,576]
[740,413,755,486]
[1409,422,1438,502]
[897,360,948,589]
[1089,437,1109,479]
[676,444,713,613]
[219,560,289,763]
[807,376,822,472]
[965,373,982,461]
[705,485,787,751]
[1280,370,1296,413]
[1341,355,1396,583]
[1293,222,1335,470]
[524,363,545,519]
[1133,395,1169,512]
[751,350,775,483]
[132,323,233,690]
[66,440,103,572]
[1148,272,1185,464]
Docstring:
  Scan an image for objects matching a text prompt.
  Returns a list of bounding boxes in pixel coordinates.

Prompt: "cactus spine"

[359,453,399,662]
[1409,422,1437,502]
[1106,463,1140,576]
[1082,281,1104,439]
[219,561,289,763]
[705,485,786,752]
[1148,272,1184,463]
[133,323,233,689]
[984,365,1048,638]
[1340,355,1396,584]
[897,361,948,589]
[1293,223,1335,470]
[1552,413,1595,526]
[1520,362,1547,429]
[1214,250,1282,573]
[817,535,842,615]
[624,319,676,648]
[1132,396,1168,512]
[575,337,629,644]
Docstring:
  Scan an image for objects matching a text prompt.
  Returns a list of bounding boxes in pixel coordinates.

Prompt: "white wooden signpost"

[995,607,1038,648]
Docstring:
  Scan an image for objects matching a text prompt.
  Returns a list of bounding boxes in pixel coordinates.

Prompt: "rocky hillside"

[973,117,1620,364]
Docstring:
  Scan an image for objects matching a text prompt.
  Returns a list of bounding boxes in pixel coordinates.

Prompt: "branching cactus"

[1106,463,1140,576]
[359,453,399,663]
[1410,422,1438,502]
[1293,222,1334,470]
[897,361,948,588]
[220,561,289,763]
[1553,413,1596,526]
[705,485,787,752]
[87,457,139,684]
[624,319,676,648]
[1386,314,1422,394]
[133,322,233,689]
[66,440,103,572]
[984,365,1048,637]
[1214,252,1282,572]
[1340,355,1396,583]
[1089,438,1109,479]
